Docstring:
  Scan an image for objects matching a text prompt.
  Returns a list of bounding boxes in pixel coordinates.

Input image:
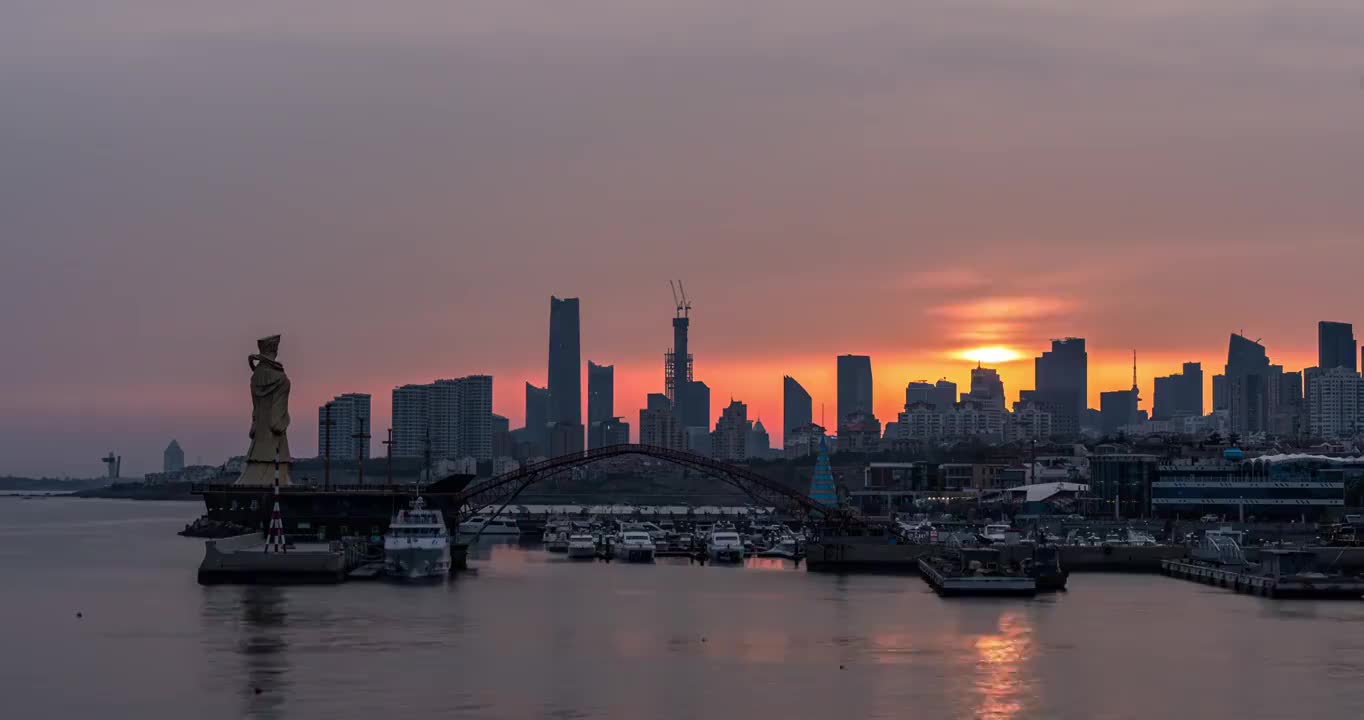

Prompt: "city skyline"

[5,2,1363,476]
[8,294,1349,476]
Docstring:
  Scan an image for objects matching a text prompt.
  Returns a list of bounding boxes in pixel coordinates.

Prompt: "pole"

[353,414,371,487]
[384,428,394,487]
[322,404,334,490]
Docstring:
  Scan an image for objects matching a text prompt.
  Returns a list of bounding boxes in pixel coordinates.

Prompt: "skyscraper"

[1212,374,1228,411]
[965,367,1005,409]
[640,393,682,450]
[390,377,492,461]
[934,379,958,411]
[391,384,430,457]
[1318,321,1357,372]
[589,417,631,449]
[547,296,582,429]
[587,361,614,426]
[524,382,551,451]
[1306,367,1364,440]
[1225,334,1272,435]
[1270,368,1304,437]
[1152,362,1203,420]
[747,419,771,458]
[783,376,813,447]
[318,393,372,461]
[1034,338,1087,433]
[681,380,710,430]
[711,400,750,461]
[904,381,936,410]
[837,355,874,427]
[163,440,184,473]
[671,299,691,426]
[1099,389,1139,433]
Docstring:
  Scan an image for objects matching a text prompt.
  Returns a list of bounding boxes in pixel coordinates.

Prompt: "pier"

[1161,551,1364,599]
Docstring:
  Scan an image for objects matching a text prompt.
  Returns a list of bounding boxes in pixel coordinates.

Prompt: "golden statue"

[236,335,292,485]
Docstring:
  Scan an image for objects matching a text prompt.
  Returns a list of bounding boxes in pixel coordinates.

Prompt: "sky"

[3,1,1363,477]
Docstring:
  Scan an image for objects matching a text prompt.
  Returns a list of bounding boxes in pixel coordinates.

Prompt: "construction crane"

[669,280,691,318]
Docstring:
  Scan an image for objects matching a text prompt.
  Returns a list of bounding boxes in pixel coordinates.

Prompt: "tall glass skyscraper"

[1034,337,1087,434]
[836,354,873,427]
[1225,333,1272,434]
[587,361,614,425]
[1318,321,1357,372]
[547,296,582,429]
[783,375,813,445]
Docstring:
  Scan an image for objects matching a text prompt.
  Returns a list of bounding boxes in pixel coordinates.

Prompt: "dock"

[1161,550,1364,599]
[806,538,1187,573]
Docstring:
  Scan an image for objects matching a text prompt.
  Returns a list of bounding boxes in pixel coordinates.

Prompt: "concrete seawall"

[198,533,351,585]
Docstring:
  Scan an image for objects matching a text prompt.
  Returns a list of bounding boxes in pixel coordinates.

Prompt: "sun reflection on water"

[971,611,1035,720]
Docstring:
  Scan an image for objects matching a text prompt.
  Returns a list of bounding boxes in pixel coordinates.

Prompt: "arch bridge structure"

[451,444,863,527]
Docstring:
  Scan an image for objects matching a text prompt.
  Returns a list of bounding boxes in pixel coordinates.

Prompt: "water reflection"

[971,610,1035,720]
[238,587,290,720]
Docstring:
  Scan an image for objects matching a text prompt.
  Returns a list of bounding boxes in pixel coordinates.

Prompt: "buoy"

[76,612,83,619]
[254,688,263,695]
[839,665,845,670]
[701,637,707,643]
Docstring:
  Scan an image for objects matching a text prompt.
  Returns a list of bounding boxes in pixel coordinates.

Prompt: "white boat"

[542,521,571,552]
[567,534,597,560]
[618,530,656,562]
[635,522,668,544]
[982,523,1013,543]
[456,513,522,536]
[707,531,745,563]
[383,497,452,580]
[757,538,802,559]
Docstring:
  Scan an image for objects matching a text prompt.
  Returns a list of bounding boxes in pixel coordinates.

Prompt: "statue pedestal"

[236,461,292,486]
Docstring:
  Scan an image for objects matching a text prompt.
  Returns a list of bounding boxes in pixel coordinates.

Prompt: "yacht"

[567,533,598,560]
[618,530,656,562]
[637,522,668,544]
[982,523,1014,543]
[456,513,522,537]
[383,497,452,580]
[757,537,803,559]
[543,521,571,552]
[707,530,745,563]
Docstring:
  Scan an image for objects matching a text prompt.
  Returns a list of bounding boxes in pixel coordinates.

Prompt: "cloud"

[928,296,1076,322]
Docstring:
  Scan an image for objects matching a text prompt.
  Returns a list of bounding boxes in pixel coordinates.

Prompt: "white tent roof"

[1005,481,1089,503]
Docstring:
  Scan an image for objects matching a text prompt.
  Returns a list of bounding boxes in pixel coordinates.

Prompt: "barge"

[918,548,1037,597]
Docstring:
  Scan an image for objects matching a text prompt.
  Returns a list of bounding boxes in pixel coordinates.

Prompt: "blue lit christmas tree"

[808,436,838,506]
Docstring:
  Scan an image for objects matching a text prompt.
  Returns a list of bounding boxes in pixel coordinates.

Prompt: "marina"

[11,496,1364,720]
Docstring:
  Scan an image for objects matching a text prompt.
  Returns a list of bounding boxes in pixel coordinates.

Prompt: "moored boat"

[567,533,598,560]
[918,548,1037,597]
[383,497,452,580]
[707,530,745,563]
[456,513,522,537]
[619,530,657,562]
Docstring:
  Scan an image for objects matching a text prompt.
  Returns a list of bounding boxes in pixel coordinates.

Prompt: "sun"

[959,346,1023,364]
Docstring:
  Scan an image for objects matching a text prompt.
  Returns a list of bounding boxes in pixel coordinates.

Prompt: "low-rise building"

[1152,453,1354,521]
